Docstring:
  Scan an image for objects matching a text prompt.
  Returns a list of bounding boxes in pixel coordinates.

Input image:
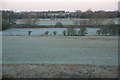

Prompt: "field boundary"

[1,35,119,40]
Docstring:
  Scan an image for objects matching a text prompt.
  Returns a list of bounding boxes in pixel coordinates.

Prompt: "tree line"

[2,10,120,20]
[1,10,120,36]
[55,20,119,36]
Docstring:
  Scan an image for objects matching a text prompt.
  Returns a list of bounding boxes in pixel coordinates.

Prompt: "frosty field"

[16,18,119,25]
[1,28,99,36]
[2,36,118,66]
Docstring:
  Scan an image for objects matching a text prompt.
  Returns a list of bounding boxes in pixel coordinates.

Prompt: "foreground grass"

[2,36,118,66]
[2,64,118,78]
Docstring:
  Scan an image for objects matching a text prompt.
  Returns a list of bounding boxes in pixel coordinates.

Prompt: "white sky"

[1,0,119,12]
[2,0,119,2]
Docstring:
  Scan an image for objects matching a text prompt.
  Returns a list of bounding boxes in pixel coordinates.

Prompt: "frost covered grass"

[2,36,118,66]
[1,28,99,36]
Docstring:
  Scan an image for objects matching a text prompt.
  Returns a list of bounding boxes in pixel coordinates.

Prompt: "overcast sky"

[1,0,119,12]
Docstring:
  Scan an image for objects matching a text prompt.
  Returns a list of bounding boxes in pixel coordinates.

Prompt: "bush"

[44,31,49,36]
[55,22,64,28]
[2,20,11,30]
[96,24,118,36]
[53,31,57,35]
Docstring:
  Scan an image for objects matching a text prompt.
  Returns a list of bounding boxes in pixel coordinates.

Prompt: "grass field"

[2,36,118,66]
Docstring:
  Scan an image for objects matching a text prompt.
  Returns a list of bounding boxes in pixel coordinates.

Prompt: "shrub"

[55,22,64,28]
[53,31,57,35]
[44,31,49,36]
[2,20,11,30]
[63,30,66,36]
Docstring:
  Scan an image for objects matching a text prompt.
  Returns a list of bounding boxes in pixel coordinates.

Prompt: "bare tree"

[63,30,66,36]
[23,12,39,27]
[96,20,118,36]
[78,20,88,36]
[72,20,79,35]
[78,27,88,36]
[79,20,89,26]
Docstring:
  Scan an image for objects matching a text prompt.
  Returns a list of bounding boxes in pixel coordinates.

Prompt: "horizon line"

[1,9,119,12]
